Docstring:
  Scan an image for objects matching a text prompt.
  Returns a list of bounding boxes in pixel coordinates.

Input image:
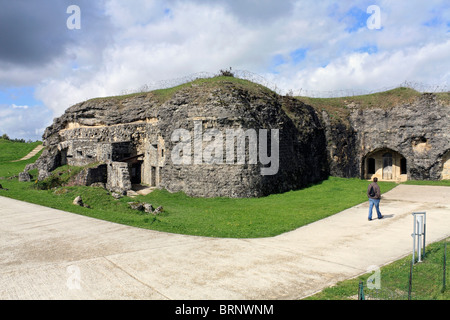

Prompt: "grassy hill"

[0,139,42,177]
[295,87,449,125]
[88,76,449,131]
[0,139,42,162]
[89,75,276,104]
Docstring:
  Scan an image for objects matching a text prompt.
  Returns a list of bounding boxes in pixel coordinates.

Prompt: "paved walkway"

[0,185,449,300]
[11,145,44,162]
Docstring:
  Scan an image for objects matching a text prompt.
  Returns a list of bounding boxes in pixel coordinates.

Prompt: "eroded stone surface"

[30,80,450,197]
[33,81,328,197]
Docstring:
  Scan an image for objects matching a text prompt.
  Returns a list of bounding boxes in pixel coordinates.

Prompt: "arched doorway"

[364,149,408,182]
[383,153,393,180]
[442,151,450,180]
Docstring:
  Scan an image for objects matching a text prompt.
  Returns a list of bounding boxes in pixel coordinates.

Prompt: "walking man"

[367,177,384,221]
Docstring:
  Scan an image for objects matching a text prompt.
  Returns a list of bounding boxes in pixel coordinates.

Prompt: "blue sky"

[0,87,36,106]
[0,0,449,140]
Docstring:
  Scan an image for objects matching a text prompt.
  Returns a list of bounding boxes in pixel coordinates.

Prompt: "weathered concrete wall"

[155,86,328,197]
[322,93,450,181]
[106,162,132,194]
[320,112,359,178]
[33,79,449,198]
[353,94,449,180]
[69,164,108,187]
[34,80,329,198]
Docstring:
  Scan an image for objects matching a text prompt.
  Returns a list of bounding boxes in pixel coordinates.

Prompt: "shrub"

[32,165,85,190]
[219,67,234,77]
[34,175,63,190]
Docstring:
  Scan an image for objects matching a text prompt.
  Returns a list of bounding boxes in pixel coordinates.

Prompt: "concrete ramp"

[11,145,44,162]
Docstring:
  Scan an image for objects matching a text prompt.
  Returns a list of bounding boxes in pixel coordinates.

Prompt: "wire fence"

[120,69,449,98]
[293,81,449,98]
[119,69,283,96]
[358,241,448,300]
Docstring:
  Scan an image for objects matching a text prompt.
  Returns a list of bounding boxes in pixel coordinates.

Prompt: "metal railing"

[358,241,448,300]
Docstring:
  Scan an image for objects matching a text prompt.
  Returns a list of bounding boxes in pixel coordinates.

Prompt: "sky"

[0,0,449,141]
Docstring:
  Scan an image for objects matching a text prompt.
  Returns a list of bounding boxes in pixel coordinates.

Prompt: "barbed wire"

[121,69,449,99]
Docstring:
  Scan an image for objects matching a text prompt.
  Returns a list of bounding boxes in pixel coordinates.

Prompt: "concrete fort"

[170,120,280,176]
[32,78,328,198]
[30,77,449,198]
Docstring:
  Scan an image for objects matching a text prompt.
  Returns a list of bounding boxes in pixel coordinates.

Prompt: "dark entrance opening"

[367,158,376,175]
[119,154,144,185]
[401,158,407,175]
[151,166,157,187]
[130,161,143,184]
[60,148,68,166]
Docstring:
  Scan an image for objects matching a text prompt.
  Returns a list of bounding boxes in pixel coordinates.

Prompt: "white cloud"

[0,104,53,140]
[2,0,448,132]
[12,104,29,109]
[292,39,450,93]
[36,1,276,115]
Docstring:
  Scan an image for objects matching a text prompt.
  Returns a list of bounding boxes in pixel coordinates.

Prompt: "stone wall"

[155,86,328,197]
[69,164,108,187]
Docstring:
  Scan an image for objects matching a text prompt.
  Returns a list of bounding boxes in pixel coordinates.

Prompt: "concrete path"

[11,145,44,162]
[0,185,449,300]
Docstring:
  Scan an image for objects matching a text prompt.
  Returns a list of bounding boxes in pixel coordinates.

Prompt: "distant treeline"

[1,133,38,143]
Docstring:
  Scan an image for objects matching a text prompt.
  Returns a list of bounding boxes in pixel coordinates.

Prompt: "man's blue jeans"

[368,198,382,220]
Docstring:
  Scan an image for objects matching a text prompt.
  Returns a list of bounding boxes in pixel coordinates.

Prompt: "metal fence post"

[443,242,447,293]
[412,212,426,264]
[423,213,426,261]
[412,215,416,264]
[417,215,423,262]
[408,261,413,300]
[358,281,365,300]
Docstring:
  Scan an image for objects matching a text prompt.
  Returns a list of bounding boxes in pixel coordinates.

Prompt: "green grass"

[306,238,450,300]
[402,180,450,187]
[296,87,425,125]
[0,139,41,162]
[0,140,398,238]
[297,87,423,110]
[0,139,42,177]
[89,76,275,104]
[129,177,397,238]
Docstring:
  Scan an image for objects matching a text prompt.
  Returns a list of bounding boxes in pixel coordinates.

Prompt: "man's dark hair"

[373,177,378,182]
